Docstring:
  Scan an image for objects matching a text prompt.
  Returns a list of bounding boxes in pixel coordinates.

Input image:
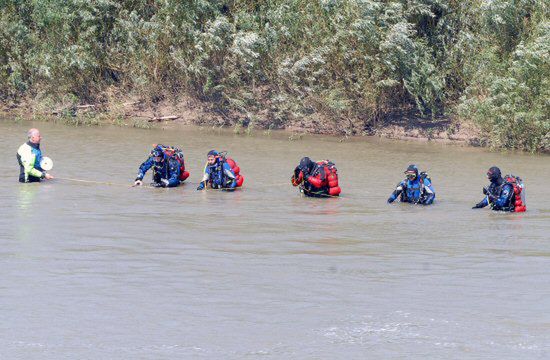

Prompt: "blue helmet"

[151,146,165,162]
[405,164,419,178]
[207,150,219,164]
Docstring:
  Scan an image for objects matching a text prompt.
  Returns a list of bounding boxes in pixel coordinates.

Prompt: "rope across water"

[54,177,366,199]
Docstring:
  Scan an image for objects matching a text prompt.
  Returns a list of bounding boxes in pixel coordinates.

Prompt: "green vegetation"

[1,0,548,151]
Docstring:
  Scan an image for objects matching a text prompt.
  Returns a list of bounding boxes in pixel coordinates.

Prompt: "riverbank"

[3,1,548,152]
[1,95,481,147]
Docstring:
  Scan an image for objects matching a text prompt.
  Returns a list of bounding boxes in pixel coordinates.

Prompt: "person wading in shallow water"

[291,157,341,197]
[17,128,54,183]
[472,166,526,212]
[197,150,244,191]
[387,164,435,205]
[134,145,189,188]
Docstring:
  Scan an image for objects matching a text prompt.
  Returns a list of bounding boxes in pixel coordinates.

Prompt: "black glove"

[482,187,488,195]
[151,182,163,188]
[294,166,301,179]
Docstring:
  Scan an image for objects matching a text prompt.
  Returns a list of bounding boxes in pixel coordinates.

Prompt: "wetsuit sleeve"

[223,162,236,188]
[388,181,405,203]
[223,162,236,179]
[493,184,514,210]
[291,168,303,186]
[166,158,181,187]
[306,171,323,188]
[201,163,211,182]
[293,166,301,179]
[422,178,435,205]
[18,145,44,178]
[136,157,153,180]
[474,196,490,208]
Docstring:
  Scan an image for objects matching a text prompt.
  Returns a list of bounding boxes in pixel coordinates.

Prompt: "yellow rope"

[55,178,347,198]
[56,177,135,187]
[204,186,242,192]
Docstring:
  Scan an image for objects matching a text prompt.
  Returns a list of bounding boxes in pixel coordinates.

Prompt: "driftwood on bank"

[123,101,141,106]
[148,115,179,122]
[76,104,96,109]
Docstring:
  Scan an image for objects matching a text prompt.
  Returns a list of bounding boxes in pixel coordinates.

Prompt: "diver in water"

[291,157,341,197]
[134,145,186,188]
[197,150,239,190]
[387,164,435,205]
[472,166,525,212]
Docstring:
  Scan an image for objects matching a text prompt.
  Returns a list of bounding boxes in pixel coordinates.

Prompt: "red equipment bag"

[224,157,244,187]
[318,160,341,196]
[504,174,526,212]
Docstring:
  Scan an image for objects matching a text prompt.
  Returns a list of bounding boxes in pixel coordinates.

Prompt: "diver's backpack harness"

[212,151,244,188]
[503,174,526,212]
[298,160,341,197]
[153,144,190,181]
[399,171,430,203]
[418,171,432,203]
[318,160,341,196]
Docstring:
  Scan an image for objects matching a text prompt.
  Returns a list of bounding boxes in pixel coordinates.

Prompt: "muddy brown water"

[1,120,549,359]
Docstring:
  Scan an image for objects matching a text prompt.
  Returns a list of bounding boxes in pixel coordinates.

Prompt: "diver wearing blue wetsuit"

[196,150,236,190]
[134,146,181,188]
[387,164,435,205]
[472,166,515,211]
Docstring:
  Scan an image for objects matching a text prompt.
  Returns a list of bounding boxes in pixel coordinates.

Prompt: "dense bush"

[0,0,548,151]
[458,2,549,152]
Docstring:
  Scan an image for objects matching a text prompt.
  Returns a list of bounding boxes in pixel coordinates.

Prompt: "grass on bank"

[1,0,548,152]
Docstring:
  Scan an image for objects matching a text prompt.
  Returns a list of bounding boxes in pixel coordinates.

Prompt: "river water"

[1,120,549,359]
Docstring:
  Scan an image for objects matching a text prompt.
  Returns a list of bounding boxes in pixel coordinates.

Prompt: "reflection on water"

[0,120,549,359]
[17,183,38,211]
[14,185,39,244]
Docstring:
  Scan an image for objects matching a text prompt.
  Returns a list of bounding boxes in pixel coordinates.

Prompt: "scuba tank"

[218,151,244,188]
[504,174,526,212]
